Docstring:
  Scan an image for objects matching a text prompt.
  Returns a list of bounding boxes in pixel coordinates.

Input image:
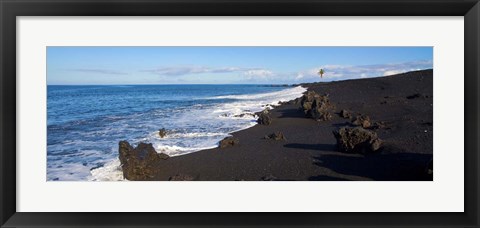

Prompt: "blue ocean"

[47,84,306,181]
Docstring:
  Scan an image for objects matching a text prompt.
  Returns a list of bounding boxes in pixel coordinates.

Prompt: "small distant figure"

[318,68,325,78]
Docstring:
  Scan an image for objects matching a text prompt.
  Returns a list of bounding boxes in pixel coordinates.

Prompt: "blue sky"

[47,47,433,85]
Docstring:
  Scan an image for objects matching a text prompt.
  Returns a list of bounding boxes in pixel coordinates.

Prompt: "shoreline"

[153,85,307,157]
[117,69,433,181]
[89,85,305,181]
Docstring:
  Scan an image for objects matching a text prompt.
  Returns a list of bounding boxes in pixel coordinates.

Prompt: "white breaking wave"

[49,163,94,181]
[89,159,125,181]
[155,144,220,156]
[156,132,228,139]
[210,86,306,100]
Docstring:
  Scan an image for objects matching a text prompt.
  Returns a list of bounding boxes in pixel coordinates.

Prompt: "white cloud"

[142,66,281,83]
[142,66,265,76]
[295,73,304,80]
[243,69,274,79]
[383,70,403,76]
[69,68,128,75]
[295,60,433,81]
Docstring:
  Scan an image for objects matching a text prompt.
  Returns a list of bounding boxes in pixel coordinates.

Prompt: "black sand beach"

[119,69,433,181]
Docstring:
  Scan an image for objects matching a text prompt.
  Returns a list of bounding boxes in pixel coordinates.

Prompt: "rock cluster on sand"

[118,141,169,180]
[219,137,239,148]
[158,128,167,138]
[339,109,352,119]
[264,132,286,141]
[300,91,335,121]
[333,127,382,154]
[257,110,272,125]
[352,115,372,128]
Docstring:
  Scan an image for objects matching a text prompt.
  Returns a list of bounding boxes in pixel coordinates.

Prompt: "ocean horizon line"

[47,83,296,86]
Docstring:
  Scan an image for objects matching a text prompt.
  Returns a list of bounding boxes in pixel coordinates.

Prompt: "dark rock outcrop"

[352,115,372,128]
[333,127,382,154]
[219,137,239,148]
[158,128,167,138]
[264,132,286,141]
[118,141,169,180]
[371,121,389,130]
[289,97,302,105]
[300,91,318,111]
[257,110,272,125]
[234,113,255,118]
[300,91,335,121]
[339,109,352,119]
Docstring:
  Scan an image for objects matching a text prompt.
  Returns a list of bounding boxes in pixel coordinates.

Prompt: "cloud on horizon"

[295,60,433,81]
[68,68,128,75]
[141,66,270,76]
[65,60,432,84]
[243,69,275,80]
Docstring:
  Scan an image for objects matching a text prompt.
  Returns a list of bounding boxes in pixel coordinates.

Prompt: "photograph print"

[47,46,433,181]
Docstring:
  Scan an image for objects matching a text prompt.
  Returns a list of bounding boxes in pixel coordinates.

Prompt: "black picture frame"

[1,0,479,227]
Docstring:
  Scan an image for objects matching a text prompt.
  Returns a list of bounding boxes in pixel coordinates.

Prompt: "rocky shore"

[118,69,433,181]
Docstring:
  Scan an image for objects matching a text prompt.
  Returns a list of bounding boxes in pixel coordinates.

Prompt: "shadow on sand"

[285,142,432,181]
[308,175,351,181]
[331,122,355,128]
[284,143,336,152]
[276,108,306,119]
[312,152,432,181]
